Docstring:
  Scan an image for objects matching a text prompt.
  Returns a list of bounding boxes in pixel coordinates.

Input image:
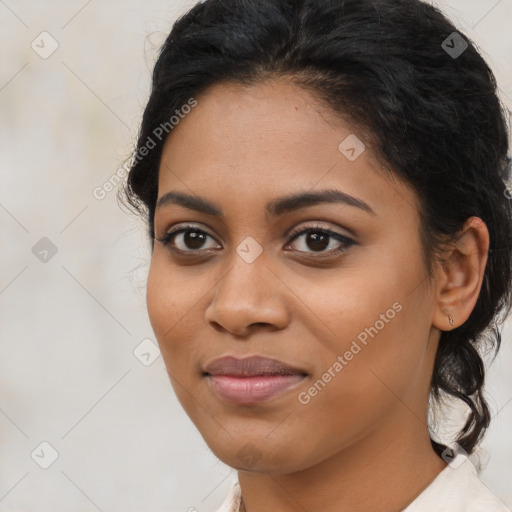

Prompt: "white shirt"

[215,454,510,512]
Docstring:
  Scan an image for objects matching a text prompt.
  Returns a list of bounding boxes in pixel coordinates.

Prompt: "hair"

[119,0,512,456]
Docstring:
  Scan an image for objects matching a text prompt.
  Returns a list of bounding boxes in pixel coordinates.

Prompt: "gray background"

[1,1,511,511]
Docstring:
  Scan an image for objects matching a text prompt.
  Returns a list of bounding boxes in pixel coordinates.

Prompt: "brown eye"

[156,224,220,252]
[286,225,356,257]
[180,230,208,250]
[303,231,330,252]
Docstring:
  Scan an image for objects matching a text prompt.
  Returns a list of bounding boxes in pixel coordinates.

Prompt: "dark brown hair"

[120,0,512,455]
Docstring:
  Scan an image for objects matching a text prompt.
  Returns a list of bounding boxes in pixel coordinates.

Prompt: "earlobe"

[432,217,489,331]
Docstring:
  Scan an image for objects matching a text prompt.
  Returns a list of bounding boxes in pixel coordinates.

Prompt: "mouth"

[203,355,309,405]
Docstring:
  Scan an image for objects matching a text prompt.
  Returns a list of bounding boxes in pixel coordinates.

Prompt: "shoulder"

[403,454,510,512]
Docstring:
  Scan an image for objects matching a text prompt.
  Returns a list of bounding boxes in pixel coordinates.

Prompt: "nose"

[204,249,290,337]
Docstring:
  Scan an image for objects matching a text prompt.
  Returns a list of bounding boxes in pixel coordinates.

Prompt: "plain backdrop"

[1,1,511,511]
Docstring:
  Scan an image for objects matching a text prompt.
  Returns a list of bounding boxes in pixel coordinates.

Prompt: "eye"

[156,222,356,258]
[284,223,356,257]
[156,223,220,253]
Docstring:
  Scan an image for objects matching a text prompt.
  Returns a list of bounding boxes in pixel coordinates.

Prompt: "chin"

[202,434,314,475]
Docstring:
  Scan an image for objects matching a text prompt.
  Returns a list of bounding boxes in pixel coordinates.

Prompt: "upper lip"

[204,355,308,377]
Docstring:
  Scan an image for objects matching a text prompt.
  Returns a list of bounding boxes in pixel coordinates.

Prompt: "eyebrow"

[155,188,375,217]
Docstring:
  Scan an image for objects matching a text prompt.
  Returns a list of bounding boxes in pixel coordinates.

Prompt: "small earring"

[448,314,454,326]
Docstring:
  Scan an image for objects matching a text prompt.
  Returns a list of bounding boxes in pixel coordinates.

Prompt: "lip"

[204,355,307,377]
[204,355,308,404]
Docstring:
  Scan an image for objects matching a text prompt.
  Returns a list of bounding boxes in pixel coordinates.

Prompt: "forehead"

[166,79,351,149]
[157,79,416,219]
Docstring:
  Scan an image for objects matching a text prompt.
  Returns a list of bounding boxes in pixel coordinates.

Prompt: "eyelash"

[155,222,356,259]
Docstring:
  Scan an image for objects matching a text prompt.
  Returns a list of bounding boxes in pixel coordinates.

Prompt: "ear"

[432,217,489,331]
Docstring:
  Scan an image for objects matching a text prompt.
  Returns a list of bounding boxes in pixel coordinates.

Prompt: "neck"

[237,411,447,512]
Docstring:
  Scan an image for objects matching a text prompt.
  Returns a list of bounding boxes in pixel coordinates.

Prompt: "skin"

[146,78,489,512]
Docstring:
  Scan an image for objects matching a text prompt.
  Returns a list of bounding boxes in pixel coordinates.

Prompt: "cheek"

[146,255,208,373]
[292,252,429,408]
[146,257,189,361]
[290,307,425,466]
[146,259,171,338]
[146,259,202,414]
[146,254,196,335]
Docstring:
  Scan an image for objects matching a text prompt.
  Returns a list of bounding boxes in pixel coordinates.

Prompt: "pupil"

[308,231,328,251]
[182,230,330,251]
[185,231,206,249]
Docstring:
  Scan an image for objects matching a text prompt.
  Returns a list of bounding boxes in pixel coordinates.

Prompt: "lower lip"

[206,374,306,404]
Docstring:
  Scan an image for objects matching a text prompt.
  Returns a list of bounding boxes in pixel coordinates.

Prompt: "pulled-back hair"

[120,0,512,456]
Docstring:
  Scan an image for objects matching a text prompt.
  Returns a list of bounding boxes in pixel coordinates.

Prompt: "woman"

[120,0,512,510]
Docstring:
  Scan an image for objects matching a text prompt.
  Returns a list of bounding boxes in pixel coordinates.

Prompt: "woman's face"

[147,79,441,474]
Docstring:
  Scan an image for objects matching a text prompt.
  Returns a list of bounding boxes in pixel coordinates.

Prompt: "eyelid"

[285,221,353,241]
[165,222,215,237]
[283,223,356,255]
[159,221,350,243]
[157,222,221,247]
[157,221,356,256]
